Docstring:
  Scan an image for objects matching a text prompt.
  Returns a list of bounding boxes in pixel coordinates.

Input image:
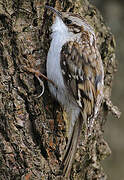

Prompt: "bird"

[46,5,104,179]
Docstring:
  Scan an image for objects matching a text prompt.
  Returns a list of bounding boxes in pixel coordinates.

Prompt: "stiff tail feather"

[60,116,82,179]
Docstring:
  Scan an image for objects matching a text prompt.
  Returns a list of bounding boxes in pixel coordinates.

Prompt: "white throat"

[51,16,68,35]
[47,16,72,89]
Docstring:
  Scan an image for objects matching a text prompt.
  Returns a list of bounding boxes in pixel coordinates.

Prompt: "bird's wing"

[60,40,104,120]
[60,40,104,178]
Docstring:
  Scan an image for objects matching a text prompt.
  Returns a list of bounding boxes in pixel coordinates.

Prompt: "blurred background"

[91,0,124,179]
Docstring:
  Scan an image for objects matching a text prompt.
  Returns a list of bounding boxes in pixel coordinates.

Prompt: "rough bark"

[0,0,120,179]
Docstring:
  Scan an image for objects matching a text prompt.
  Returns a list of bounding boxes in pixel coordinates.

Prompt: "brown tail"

[60,116,82,179]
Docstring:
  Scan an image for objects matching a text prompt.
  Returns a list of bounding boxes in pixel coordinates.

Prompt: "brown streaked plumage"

[46,6,104,179]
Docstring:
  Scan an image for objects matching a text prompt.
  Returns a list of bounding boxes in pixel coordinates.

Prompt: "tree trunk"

[0,0,119,179]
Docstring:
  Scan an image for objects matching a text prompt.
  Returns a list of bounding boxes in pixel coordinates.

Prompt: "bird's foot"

[21,66,55,97]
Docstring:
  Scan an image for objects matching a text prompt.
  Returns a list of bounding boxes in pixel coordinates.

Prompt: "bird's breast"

[47,38,65,89]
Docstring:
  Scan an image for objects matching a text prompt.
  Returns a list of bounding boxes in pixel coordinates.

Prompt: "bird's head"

[46,5,94,36]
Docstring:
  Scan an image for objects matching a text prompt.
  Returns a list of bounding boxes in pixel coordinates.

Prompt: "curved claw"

[35,75,45,98]
[21,66,56,97]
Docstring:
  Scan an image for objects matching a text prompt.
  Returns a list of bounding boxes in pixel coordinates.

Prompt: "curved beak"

[45,5,62,18]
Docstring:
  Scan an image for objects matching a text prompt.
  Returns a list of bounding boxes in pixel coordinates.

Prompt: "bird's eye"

[64,18,72,25]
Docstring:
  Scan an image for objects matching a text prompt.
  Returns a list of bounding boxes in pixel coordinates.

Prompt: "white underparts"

[47,16,81,132]
[47,16,73,105]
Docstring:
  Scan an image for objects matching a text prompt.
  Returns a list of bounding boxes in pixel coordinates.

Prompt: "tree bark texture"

[0,0,119,179]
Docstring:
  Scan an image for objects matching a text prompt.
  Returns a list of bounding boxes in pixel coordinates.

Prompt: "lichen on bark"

[0,0,120,179]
